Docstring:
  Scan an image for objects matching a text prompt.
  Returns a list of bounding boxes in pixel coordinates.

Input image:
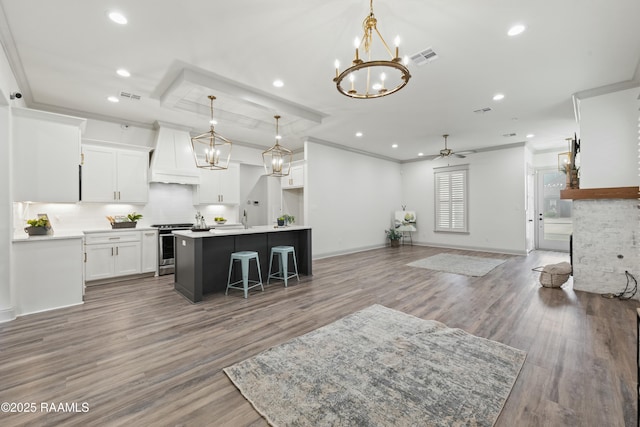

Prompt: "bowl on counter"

[215,220,227,225]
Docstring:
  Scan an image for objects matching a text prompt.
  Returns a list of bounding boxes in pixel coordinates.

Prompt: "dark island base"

[174,228,312,302]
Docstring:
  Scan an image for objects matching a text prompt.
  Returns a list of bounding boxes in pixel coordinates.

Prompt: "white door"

[536,168,572,251]
[525,165,535,253]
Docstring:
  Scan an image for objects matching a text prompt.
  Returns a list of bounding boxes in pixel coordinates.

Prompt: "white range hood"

[149,122,200,185]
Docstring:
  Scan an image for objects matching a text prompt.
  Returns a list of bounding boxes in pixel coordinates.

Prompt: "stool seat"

[268,246,299,287]
[226,251,263,298]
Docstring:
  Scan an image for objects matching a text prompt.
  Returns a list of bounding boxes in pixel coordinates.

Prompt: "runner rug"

[407,253,507,277]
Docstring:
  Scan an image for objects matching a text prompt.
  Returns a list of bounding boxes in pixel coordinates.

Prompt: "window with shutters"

[434,165,468,233]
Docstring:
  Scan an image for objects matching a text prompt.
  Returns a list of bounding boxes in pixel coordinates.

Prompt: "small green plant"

[282,214,295,224]
[127,212,143,222]
[27,217,49,228]
[385,228,403,241]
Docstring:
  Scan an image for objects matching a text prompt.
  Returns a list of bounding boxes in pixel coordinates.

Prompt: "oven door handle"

[159,235,164,262]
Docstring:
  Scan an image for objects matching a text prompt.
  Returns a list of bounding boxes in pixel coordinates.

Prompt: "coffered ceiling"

[1,0,638,160]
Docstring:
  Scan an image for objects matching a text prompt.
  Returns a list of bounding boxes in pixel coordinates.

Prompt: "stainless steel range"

[151,223,193,275]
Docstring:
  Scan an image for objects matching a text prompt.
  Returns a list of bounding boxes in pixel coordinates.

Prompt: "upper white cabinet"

[81,143,149,203]
[282,163,304,189]
[194,162,240,205]
[12,107,86,202]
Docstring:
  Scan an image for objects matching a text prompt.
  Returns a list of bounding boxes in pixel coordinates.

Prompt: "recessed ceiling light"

[272,79,284,88]
[107,96,119,103]
[507,24,525,36]
[418,152,424,157]
[526,133,535,138]
[355,132,363,137]
[391,144,398,148]
[108,11,128,25]
[116,68,130,77]
[492,93,505,101]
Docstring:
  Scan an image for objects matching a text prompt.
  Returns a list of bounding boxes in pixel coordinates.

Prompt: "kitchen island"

[172,225,312,302]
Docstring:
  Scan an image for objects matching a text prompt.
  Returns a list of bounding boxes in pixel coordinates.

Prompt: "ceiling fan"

[425,134,475,160]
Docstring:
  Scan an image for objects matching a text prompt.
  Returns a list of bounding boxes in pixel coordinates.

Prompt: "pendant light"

[191,95,232,170]
[262,115,292,177]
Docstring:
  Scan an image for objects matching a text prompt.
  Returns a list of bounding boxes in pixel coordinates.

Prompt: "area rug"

[224,304,526,427]
[407,253,507,277]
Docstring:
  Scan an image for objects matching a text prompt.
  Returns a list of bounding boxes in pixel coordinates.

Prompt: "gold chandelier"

[333,0,411,99]
[191,95,232,170]
[262,115,292,177]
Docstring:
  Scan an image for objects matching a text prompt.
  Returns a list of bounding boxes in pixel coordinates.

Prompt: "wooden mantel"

[560,186,639,200]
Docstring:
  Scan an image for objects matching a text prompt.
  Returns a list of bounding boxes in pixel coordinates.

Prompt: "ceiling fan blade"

[453,153,466,158]
[422,154,440,160]
[430,155,444,160]
[456,150,476,155]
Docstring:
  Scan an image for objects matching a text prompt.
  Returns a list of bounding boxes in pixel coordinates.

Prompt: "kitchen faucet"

[242,209,248,229]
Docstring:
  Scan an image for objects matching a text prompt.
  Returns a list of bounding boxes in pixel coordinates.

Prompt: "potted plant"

[108,212,143,229]
[24,217,51,236]
[385,228,403,247]
[283,214,295,225]
[277,216,285,227]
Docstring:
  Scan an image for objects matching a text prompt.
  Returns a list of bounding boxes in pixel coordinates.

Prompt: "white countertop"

[173,225,311,239]
[13,226,157,242]
[12,229,85,243]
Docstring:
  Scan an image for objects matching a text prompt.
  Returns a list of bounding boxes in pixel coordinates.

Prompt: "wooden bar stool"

[267,246,299,287]
[226,251,263,298]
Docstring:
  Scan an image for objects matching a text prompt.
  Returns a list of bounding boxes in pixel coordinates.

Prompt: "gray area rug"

[407,253,507,277]
[224,304,526,427]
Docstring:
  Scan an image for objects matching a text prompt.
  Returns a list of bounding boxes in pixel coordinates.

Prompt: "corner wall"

[305,141,402,258]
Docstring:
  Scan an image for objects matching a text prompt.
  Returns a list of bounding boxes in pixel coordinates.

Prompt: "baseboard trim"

[410,241,528,256]
[0,307,16,323]
[17,301,84,318]
[313,244,385,260]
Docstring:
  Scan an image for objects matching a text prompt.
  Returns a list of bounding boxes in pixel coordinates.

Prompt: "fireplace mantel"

[560,186,639,200]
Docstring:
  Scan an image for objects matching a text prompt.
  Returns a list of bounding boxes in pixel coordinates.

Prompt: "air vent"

[119,91,141,101]
[409,47,438,66]
[473,107,492,114]
[502,132,517,137]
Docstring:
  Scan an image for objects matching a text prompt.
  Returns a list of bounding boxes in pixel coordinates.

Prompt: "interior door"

[525,165,535,253]
[535,168,572,251]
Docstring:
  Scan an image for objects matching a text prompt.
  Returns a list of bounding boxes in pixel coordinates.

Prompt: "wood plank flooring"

[1,246,638,426]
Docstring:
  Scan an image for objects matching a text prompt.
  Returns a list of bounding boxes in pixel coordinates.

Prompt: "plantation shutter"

[434,165,468,232]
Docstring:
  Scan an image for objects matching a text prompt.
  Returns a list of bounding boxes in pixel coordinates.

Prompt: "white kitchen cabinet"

[84,231,143,282]
[194,162,240,204]
[13,236,84,316]
[12,107,86,202]
[81,143,149,203]
[141,230,158,274]
[281,163,304,189]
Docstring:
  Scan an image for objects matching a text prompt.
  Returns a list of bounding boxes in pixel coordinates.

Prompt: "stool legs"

[226,252,263,298]
[267,247,299,287]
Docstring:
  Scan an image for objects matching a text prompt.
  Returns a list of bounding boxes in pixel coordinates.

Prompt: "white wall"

[401,146,527,254]
[0,42,25,322]
[579,87,639,188]
[306,142,403,258]
[240,164,269,226]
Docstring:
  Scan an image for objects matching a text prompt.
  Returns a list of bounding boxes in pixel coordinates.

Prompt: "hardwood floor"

[1,246,638,426]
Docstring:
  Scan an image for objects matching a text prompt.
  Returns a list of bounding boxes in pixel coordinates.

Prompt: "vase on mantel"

[566,169,580,189]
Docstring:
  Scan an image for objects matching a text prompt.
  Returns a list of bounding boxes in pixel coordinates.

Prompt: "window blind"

[434,165,468,232]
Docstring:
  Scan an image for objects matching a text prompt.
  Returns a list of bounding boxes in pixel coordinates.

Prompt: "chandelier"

[333,0,411,99]
[262,115,292,177]
[191,95,232,170]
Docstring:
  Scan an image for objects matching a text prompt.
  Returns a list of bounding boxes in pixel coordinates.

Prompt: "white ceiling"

[1,0,639,160]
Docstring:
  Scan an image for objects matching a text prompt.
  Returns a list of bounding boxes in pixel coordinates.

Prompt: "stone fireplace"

[561,187,639,299]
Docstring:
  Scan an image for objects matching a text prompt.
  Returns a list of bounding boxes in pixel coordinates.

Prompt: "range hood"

[149,122,200,185]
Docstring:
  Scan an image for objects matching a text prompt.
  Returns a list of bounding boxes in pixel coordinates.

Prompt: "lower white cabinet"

[141,230,159,273]
[84,230,157,282]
